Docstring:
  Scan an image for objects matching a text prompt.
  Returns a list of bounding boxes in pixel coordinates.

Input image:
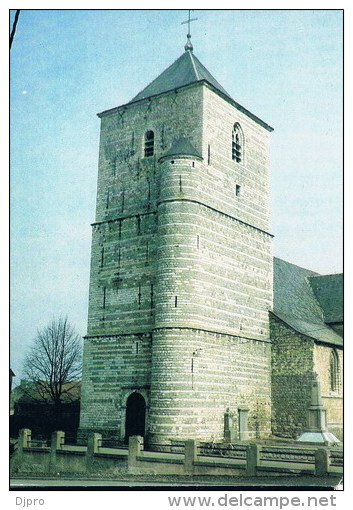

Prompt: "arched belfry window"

[329,349,340,392]
[232,123,243,163]
[144,130,154,157]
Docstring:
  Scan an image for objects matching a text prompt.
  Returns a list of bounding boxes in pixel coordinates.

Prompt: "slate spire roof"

[159,137,203,161]
[98,40,273,131]
[129,48,233,103]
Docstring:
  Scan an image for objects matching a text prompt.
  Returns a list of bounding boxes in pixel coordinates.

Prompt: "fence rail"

[330,452,344,466]
[98,437,128,449]
[27,440,50,448]
[260,449,315,464]
[199,443,247,460]
[146,442,185,454]
[12,429,343,478]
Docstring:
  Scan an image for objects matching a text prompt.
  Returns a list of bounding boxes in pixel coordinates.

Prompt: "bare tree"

[22,317,82,410]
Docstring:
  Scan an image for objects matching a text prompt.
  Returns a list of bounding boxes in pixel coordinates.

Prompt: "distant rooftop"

[308,273,343,324]
[273,257,342,346]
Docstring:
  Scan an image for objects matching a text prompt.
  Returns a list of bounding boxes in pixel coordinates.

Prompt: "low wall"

[10,430,128,476]
[10,429,343,478]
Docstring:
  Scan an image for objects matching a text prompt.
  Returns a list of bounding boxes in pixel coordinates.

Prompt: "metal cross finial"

[181,10,198,51]
[182,9,198,36]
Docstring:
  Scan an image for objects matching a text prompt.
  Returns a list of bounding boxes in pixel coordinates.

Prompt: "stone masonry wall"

[79,333,152,439]
[154,199,272,339]
[81,85,205,437]
[155,85,273,340]
[146,85,273,441]
[203,86,271,233]
[80,80,273,442]
[149,327,271,442]
[270,315,315,438]
[314,344,343,440]
[86,84,204,338]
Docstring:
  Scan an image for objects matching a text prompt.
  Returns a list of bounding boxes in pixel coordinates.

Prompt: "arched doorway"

[124,392,146,444]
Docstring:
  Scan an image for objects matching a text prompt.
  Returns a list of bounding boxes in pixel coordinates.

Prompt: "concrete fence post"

[87,432,102,456]
[50,431,65,473]
[128,435,143,471]
[86,432,102,470]
[17,429,32,464]
[18,428,31,452]
[224,409,235,443]
[51,430,65,451]
[238,406,250,441]
[12,429,32,471]
[246,443,260,476]
[314,448,329,477]
[184,439,198,474]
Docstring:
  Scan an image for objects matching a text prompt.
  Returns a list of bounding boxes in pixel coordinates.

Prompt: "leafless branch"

[22,316,82,407]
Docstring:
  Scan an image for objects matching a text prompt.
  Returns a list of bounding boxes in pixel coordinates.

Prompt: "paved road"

[12,479,203,487]
[10,476,343,489]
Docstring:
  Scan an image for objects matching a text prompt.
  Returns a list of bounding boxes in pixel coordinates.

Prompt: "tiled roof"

[130,50,233,103]
[273,257,342,346]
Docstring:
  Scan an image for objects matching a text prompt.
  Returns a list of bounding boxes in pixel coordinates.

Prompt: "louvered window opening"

[145,131,154,157]
[232,133,242,162]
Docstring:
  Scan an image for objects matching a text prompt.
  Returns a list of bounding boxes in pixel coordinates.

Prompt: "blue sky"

[10,9,343,383]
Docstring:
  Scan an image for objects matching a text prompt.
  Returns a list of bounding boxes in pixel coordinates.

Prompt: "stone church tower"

[79,33,274,444]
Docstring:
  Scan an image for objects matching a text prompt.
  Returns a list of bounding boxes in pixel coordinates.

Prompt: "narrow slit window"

[111,156,116,177]
[117,246,121,268]
[150,283,154,315]
[144,130,154,157]
[147,179,151,204]
[236,184,241,196]
[138,284,142,309]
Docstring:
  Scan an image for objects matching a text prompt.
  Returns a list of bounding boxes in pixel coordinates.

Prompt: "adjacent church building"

[79,32,343,445]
